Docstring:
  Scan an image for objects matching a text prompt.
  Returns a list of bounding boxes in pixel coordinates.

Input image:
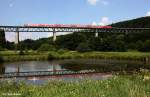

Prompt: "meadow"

[0,50,150,62]
[0,74,150,97]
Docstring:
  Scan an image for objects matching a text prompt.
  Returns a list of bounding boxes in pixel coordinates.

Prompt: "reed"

[0,74,150,97]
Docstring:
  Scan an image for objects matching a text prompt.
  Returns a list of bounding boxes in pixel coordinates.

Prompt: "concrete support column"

[95,29,98,37]
[15,31,19,44]
[53,28,56,42]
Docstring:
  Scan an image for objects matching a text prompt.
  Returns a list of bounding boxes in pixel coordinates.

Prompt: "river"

[0,59,149,84]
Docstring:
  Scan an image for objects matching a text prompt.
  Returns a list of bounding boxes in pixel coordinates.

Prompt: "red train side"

[24,24,112,29]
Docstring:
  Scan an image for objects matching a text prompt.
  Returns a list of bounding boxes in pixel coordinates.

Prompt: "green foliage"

[136,40,144,51]
[57,49,68,54]
[114,40,127,52]
[38,44,55,51]
[128,43,137,50]
[0,30,6,48]
[56,33,87,50]
[111,16,150,28]
[137,40,150,52]
[142,40,150,52]
[1,51,150,62]
[48,52,56,60]
[19,50,25,55]
[76,42,91,52]
[0,55,3,63]
[0,46,5,51]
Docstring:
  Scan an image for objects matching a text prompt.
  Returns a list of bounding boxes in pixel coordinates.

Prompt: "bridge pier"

[53,28,56,42]
[95,29,98,37]
[15,31,19,44]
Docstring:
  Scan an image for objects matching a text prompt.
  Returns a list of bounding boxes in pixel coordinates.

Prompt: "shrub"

[0,46,4,51]
[0,55,3,63]
[38,44,55,51]
[57,49,68,54]
[136,40,144,51]
[115,41,127,52]
[48,53,56,60]
[128,43,137,50]
[76,42,91,52]
[143,40,150,52]
[19,50,25,55]
[138,40,150,52]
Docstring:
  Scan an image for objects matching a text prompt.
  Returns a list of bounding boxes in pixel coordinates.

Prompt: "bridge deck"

[0,26,150,32]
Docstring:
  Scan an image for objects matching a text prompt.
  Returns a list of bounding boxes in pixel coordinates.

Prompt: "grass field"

[0,51,150,62]
[0,74,150,97]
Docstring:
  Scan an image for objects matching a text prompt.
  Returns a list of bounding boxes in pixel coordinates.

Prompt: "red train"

[24,24,112,29]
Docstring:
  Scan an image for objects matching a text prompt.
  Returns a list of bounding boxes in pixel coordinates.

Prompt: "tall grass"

[1,51,150,62]
[0,75,150,97]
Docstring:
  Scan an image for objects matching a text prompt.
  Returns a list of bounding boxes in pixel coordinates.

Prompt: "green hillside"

[111,16,150,28]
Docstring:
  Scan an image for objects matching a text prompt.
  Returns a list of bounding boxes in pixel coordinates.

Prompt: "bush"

[128,43,137,50]
[0,55,3,63]
[115,41,127,52]
[48,53,56,60]
[19,50,25,55]
[76,42,91,52]
[57,49,68,54]
[136,40,144,51]
[38,44,55,51]
[0,46,4,51]
[143,40,150,52]
[138,40,150,52]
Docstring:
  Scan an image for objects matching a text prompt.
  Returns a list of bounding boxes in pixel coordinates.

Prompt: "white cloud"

[92,21,97,25]
[146,11,150,16]
[101,1,109,6]
[98,17,109,26]
[8,0,15,7]
[91,17,110,26]
[87,0,99,5]
[9,3,14,7]
[87,0,109,6]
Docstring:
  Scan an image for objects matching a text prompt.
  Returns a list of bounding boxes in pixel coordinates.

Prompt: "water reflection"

[0,59,149,74]
[0,64,5,74]
[60,59,150,73]
[0,59,149,84]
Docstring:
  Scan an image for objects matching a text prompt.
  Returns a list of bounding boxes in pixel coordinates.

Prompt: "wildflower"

[143,75,150,81]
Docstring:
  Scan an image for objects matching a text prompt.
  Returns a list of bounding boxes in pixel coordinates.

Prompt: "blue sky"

[0,0,150,41]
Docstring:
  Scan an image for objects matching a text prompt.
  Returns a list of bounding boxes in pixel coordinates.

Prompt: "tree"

[0,30,6,48]
[114,40,127,52]
[38,44,55,51]
[76,42,91,52]
[0,46,4,51]
[143,40,150,51]
[136,40,144,51]
[88,37,104,51]
[56,33,87,50]
[139,40,150,52]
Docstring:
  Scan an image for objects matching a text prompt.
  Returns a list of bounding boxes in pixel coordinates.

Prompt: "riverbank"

[0,74,150,97]
[0,51,150,62]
